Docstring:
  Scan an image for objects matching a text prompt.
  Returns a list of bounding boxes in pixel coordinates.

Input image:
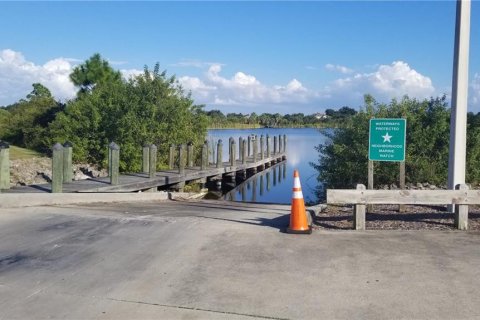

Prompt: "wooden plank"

[327,188,476,205]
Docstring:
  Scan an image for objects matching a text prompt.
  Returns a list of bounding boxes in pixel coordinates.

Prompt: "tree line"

[203,106,357,128]
[0,53,208,172]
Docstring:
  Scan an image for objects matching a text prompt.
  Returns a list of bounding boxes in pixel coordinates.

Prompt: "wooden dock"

[3,153,286,194]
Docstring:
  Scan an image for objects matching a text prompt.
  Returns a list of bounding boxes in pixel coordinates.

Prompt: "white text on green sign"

[369,119,406,162]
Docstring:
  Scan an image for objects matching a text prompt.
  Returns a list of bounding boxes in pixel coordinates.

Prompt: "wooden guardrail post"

[455,184,469,230]
[52,143,64,193]
[283,134,287,153]
[109,142,120,185]
[149,144,157,179]
[0,141,10,190]
[187,142,194,168]
[62,141,73,182]
[201,140,208,170]
[242,140,247,164]
[273,136,278,155]
[260,135,265,160]
[178,144,186,175]
[354,184,366,230]
[266,135,271,157]
[169,144,175,169]
[142,144,150,173]
[216,139,223,168]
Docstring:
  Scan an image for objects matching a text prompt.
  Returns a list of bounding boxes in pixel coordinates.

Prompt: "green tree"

[70,53,121,94]
[313,95,451,192]
[3,83,63,152]
[50,63,207,171]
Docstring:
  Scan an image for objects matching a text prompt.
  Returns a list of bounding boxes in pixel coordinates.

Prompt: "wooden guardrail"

[327,183,473,230]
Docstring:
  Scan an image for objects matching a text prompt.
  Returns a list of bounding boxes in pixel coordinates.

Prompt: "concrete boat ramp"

[1,199,480,319]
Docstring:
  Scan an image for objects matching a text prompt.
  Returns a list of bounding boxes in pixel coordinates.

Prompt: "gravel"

[314,204,480,231]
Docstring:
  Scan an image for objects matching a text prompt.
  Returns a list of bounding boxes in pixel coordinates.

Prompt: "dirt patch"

[315,204,480,230]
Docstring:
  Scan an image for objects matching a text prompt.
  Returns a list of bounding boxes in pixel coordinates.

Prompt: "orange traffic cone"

[287,170,312,234]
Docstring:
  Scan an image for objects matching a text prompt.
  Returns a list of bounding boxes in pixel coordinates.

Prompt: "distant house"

[314,113,328,120]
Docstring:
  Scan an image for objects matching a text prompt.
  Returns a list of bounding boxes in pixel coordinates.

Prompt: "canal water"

[207,128,330,205]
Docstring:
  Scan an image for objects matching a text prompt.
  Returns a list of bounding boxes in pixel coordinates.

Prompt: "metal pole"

[448,0,471,202]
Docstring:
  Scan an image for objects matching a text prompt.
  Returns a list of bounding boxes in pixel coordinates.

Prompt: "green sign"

[369,118,406,162]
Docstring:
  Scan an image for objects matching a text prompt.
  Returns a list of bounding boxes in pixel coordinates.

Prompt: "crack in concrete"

[105,297,291,320]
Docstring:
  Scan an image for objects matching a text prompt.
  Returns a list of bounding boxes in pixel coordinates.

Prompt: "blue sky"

[0,1,479,114]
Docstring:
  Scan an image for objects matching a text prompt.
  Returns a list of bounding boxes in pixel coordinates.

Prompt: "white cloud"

[0,49,76,105]
[325,63,354,74]
[121,68,143,80]
[178,64,316,108]
[325,61,435,106]
[170,59,224,69]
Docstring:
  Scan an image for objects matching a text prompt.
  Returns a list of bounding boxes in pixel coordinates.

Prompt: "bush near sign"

[369,118,406,162]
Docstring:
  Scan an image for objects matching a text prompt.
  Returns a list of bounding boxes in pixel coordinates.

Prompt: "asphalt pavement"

[0,199,479,319]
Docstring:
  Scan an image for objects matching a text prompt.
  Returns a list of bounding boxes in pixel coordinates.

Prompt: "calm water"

[207,128,330,205]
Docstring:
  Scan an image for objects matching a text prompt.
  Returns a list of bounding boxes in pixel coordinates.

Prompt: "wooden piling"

[179,144,186,175]
[149,144,157,179]
[247,135,251,157]
[216,139,223,168]
[201,140,208,170]
[266,135,271,157]
[283,134,287,153]
[142,144,150,173]
[231,140,236,167]
[52,143,64,193]
[0,141,10,190]
[260,135,265,160]
[242,140,247,164]
[187,142,194,168]
[273,136,278,155]
[169,144,175,169]
[109,142,120,185]
[253,136,258,162]
[63,141,73,182]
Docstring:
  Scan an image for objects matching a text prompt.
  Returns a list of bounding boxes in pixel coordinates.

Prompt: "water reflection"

[209,128,329,204]
[224,162,288,203]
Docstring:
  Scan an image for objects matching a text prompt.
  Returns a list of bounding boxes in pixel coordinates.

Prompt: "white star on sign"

[382,132,392,143]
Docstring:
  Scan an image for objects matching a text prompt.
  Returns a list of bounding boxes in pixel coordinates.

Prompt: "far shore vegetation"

[2,53,480,191]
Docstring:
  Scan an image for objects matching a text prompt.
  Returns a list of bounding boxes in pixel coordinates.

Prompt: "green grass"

[9,145,44,160]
